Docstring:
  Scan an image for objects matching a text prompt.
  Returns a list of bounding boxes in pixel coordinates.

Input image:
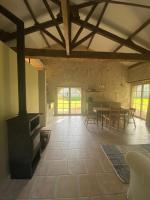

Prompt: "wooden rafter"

[18,48,150,61]
[1,18,62,42]
[72,0,104,10]
[23,0,64,48]
[60,0,71,55]
[114,18,150,52]
[24,0,51,48]
[41,29,65,47]
[110,1,150,9]
[72,3,98,45]
[72,0,150,9]
[87,1,109,49]
[72,18,150,54]
[49,0,60,6]
[43,0,65,43]
[72,32,94,48]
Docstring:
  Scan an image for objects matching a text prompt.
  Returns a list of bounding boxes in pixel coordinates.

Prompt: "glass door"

[57,87,82,115]
[57,87,69,115]
[131,85,142,117]
[141,84,150,119]
[131,83,150,119]
[70,87,81,114]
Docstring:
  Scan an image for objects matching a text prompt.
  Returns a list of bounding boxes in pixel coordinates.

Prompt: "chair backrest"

[110,107,121,119]
[129,108,136,118]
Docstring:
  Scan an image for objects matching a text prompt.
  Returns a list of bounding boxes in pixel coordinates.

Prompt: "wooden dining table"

[93,107,129,129]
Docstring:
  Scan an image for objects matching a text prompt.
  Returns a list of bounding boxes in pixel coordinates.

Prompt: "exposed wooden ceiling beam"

[41,29,65,47]
[110,1,150,9]
[43,0,65,43]
[87,1,109,49]
[24,0,51,48]
[128,62,146,69]
[0,5,22,24]
[49,0,60,6]
[60,0,71,55]
[114,18,150,52]
[72,18,150,54]
[72,0,104,9]
[72,32,94,48]
[19,48,150,61]
[72,3,98,45]
[1,18,62,42]
[72,0,150,10]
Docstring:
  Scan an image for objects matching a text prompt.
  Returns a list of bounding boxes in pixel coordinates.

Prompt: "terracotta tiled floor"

[0,116,150,200]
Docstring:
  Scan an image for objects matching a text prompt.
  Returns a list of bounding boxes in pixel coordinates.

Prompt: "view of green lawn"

[57,97,81,114]
[132,97,149,111]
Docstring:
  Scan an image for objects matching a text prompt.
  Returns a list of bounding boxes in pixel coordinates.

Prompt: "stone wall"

[45,58,130,114]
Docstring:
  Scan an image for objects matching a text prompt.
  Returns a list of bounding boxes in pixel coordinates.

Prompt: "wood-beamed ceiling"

[0,0,150,61]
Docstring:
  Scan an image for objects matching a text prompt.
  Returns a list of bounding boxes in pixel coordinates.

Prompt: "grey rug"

[101,144,150,184]
[101,144,130,184]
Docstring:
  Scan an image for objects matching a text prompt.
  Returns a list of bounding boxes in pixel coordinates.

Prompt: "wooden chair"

[127,108,136,128]
[109,107,122,129]
[102,107,126,129]
[85,110,97,126]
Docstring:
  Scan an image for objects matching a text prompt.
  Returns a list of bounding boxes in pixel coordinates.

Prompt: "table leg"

[97,112,98,125]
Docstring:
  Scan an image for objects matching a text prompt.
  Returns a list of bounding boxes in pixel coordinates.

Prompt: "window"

[131,83,150,119]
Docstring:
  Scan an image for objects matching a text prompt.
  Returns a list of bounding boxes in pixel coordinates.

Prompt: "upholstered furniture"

[126,151,150,200]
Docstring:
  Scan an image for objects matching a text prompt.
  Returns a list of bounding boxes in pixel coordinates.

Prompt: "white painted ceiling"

[0,0,150,55]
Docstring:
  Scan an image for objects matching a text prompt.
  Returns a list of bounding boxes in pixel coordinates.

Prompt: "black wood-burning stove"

[7,114,41,179]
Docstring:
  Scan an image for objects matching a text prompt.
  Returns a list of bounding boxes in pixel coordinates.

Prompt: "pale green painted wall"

[0,42,18,183]
[0,41,39,184]
[26,61,39,113]
[38,70,47,126]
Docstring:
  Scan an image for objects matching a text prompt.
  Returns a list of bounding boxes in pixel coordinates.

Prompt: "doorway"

[57,87,82,115]
[131,83,150,119]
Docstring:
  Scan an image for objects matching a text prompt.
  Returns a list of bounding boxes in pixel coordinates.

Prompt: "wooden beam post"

[60,0,71,55]
[17,23,27,115]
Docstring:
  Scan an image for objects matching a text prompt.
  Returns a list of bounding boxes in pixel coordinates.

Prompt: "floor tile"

[85,159,104,173]
[56,175,78,198]
[96,173,127,195]
[79,174,101,197]
[30,176,56,198]
[44,149,67,160]
[68,159,88,174]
